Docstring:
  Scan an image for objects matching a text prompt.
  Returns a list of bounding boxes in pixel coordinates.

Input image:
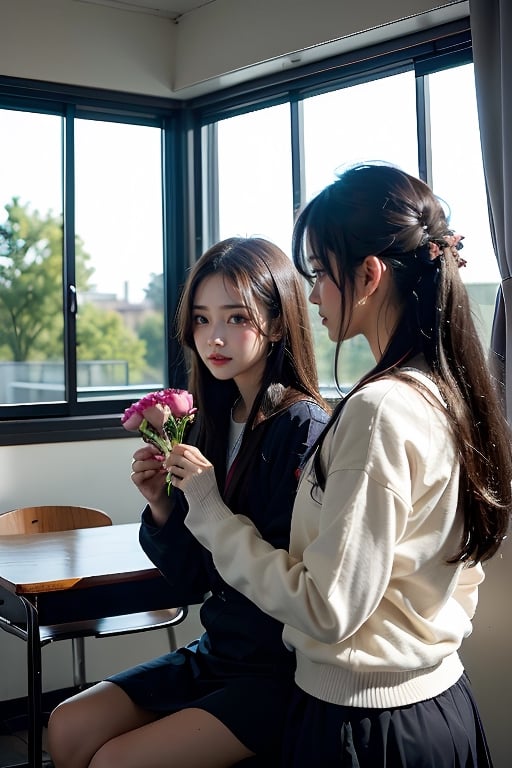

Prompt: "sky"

[216,65,500,288]
[0,112,163,304]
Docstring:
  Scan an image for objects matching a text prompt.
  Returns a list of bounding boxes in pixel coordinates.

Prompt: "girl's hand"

[130,444,168,505]
[165,443,213,491]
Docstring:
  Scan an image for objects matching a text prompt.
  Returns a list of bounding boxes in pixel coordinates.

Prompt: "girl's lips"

[208,355,232,365]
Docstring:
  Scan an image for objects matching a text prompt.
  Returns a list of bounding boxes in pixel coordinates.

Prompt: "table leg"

[22,597,43,768]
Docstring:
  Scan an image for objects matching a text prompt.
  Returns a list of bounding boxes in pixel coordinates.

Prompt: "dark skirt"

[107,638,293,762]
[282,673,493,767]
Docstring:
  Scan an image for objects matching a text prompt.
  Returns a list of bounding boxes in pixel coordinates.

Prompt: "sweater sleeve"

[183,379,465,645]
[183,464,404,643]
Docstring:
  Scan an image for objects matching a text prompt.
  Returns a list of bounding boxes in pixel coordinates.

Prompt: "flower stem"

[138,418,171,457]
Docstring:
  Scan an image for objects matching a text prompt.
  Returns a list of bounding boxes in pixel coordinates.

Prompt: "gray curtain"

[469,0,512,418]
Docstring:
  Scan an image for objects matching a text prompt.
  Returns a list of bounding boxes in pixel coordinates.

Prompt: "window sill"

[0,414,139,446]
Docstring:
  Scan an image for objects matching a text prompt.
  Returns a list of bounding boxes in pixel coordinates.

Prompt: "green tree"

[77,301,147,380]
[144,272,164,310]
[0,198,93,361]
[137,312,164,374]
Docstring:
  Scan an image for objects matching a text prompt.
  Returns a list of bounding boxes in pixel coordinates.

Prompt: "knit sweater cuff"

[183,467,233,524]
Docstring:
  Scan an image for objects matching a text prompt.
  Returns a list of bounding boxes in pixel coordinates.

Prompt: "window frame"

[0,81,189,442]
[0,17,474,444]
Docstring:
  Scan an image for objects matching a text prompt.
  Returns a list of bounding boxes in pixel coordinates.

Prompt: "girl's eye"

[309,260,326,280]
[229,314,250,325]
[193,314,208,325]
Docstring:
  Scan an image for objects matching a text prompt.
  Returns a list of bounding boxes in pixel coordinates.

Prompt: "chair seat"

[38,606,187,644]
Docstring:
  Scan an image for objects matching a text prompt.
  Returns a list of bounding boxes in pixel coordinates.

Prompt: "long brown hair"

[293,163,512,564]
[177,236,327,487]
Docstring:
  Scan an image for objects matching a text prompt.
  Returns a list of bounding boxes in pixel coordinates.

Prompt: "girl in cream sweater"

[168,164,512,767]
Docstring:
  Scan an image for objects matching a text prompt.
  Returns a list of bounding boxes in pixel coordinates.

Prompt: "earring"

[267,341,275,357]
[355,296,367,307]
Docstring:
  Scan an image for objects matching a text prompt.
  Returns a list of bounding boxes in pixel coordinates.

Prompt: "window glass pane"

[0,108,64,405]
[302,72,419,392]
[303,72,419,199]
[74,119,164,401]
[429,63,498,349]
[215,105,294,254]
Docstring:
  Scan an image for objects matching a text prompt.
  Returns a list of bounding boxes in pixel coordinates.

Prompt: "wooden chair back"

[0,505,112,535]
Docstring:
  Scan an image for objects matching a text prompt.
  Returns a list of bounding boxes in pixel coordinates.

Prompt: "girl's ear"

[361,255,387,296]
[269,318,283,342]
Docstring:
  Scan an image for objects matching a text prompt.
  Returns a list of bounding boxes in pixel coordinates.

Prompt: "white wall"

[1,0,177,97]
[459,545,512,768]
[174,0,469,96]
[0,437,143,517]
[0,0,468,98]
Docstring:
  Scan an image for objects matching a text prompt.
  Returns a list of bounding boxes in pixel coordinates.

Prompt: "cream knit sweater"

[183,372,484,709]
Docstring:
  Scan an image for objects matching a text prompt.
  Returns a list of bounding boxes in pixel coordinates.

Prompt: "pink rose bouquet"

[122,388,197,494]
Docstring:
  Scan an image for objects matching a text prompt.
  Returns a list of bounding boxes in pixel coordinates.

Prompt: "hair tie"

[428,232,466,268]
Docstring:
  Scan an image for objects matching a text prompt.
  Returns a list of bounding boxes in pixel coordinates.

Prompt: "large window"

[216,104,294,254]
[74,119,165,401]
[0,92,177,435]
[201,43,496,394]
[3,19,492,440]
[428,63,499,346]
[301,71,420,389]
[0,109,64,407]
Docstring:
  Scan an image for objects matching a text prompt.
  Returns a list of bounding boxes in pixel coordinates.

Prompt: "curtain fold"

[469,0,512,418]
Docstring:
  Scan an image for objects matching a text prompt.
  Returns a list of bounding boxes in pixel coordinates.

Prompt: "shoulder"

[329,375,451,466]
[275,398,329,431]
[255,396,329,442]
[285,397,330,420]
[343,375,443,423]
[266,399,329,452]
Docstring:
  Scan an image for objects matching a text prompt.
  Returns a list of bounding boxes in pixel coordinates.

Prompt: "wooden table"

[0,523,184,768]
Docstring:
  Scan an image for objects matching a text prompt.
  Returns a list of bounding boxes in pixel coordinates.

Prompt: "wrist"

[148,499,171,528]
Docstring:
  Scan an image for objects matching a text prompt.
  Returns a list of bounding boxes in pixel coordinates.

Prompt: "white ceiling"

[75,0,215,20]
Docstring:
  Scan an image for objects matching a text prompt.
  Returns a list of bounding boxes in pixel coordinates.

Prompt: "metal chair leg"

[23,596,43,768]
[167,626,177,651]
[72,637,87,688]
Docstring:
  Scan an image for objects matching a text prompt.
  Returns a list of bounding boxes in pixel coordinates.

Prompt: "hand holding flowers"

[122,388,197,495]
[165,443,214,492]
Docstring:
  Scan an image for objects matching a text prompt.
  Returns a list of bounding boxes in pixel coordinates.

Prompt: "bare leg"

[89,707,254,768]
[48,681,158,768]
[48,681,255,768]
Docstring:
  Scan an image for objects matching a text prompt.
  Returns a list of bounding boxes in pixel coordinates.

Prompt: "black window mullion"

[415,74,432,187]
[202,122,219,248]
[290,98,305,220]
[63,105,78,409]
[163,112,189,390]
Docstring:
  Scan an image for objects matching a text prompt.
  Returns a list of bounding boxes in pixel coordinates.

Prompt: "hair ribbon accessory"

[428,232,467,268]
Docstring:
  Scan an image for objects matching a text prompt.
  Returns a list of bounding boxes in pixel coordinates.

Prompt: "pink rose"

[121,388,197,496]
[121,389,196,433]
[160,388,196,419]
[121,391,165,432]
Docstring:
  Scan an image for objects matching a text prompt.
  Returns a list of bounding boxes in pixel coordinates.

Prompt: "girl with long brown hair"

[48,237,328,768]
[172,165,512,766]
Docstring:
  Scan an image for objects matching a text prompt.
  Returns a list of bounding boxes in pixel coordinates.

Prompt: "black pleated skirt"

[282,673,493,767]
[107,639,293,762]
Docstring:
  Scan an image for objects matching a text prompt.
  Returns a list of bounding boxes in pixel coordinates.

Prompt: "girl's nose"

[309,283,320,304]
[208,335,224,347]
